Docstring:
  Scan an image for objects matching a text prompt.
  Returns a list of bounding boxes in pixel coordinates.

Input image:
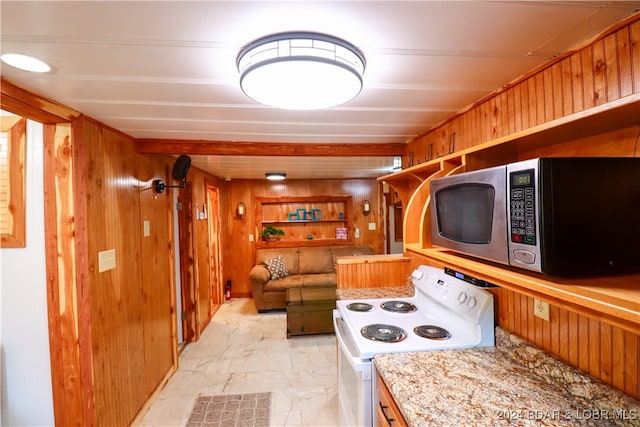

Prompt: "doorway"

[206,183,223,307]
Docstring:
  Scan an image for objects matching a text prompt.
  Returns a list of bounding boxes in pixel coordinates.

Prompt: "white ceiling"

[2,1,639,179]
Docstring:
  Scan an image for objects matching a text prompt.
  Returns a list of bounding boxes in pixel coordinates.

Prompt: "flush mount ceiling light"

[265,172,287,181]
[0,53,51,73]
[237,32,365,110]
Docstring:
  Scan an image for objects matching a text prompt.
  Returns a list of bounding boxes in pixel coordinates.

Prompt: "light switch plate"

[368,222,376,230]
[98,249,116,273]
[143,220,150,237]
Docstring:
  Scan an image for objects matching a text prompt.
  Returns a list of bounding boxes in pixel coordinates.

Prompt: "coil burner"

[414,325,451,340]
[347,302,374,312]
[380,300,417,313]
[360,324,407,342]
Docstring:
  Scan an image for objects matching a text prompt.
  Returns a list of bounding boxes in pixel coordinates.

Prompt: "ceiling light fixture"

[265,172,286,181]
[0,53,51,73]
[237,32,365,110]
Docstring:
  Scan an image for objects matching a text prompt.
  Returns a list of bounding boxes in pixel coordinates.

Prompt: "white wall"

[0,120,55,426]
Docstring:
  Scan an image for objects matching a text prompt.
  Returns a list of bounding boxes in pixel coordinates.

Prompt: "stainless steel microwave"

[429,157,640,276]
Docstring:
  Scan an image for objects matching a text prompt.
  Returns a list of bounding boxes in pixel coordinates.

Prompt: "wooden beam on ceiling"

[135,139,407,157]
[1,77,80,123]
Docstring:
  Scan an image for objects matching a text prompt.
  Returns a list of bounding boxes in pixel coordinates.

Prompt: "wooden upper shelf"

[407,245,640,335]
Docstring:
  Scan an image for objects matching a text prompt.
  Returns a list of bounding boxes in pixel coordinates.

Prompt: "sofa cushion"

[264,275,305,291]
[301,273,337,288]
[299,247,334,274]
[264,255,288,280]
[256,248,300,275]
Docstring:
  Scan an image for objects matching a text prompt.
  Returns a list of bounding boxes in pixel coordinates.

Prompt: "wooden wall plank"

[561,58,574,116]
[604,33,621,102]
[617,27,633,97]
[631,21,640,93]
[570,53,585,112]
[550,62,564,120]
[592,39,608,106]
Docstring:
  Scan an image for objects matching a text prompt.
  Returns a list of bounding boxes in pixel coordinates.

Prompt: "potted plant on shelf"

[261,226,285,242]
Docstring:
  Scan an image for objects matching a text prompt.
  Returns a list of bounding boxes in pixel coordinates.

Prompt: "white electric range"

[333,265,495,427]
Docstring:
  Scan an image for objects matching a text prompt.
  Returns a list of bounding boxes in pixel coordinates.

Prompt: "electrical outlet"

[534,298,550,321]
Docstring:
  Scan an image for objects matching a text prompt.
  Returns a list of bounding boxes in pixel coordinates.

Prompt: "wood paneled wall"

[55,116,178,426]
[220,178,384,298]
[403,14,640,401]
[337,256,410,289]
[406,16,640,165]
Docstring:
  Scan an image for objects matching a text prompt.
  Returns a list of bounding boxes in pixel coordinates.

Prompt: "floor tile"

[139,298,338,426]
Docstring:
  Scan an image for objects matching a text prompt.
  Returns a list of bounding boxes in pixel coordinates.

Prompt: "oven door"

[333,310,373,427]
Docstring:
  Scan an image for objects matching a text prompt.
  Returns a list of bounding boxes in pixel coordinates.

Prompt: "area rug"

[185,392,271,427]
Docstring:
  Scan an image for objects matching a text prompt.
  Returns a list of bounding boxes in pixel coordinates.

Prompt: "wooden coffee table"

[286,287,336,338]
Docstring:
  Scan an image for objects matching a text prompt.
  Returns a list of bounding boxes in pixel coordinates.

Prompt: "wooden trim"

[0,77,79,123]
[43,122,90,426]
[70,117,97,425]
[0,117,26,247]
[135,139,406,157]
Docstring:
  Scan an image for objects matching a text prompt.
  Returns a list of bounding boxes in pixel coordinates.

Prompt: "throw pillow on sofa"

[264,255,288,280]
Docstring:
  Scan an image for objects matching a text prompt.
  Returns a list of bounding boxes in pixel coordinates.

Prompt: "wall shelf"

[256,195,353,248]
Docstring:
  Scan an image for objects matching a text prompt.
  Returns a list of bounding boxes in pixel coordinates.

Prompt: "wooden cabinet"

[378,94,640,335]
[256,195,353,248]
[376,368,408,427]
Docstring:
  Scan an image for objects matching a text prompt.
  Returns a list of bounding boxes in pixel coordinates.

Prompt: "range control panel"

[509,168,537,246]
[413,265,493,324]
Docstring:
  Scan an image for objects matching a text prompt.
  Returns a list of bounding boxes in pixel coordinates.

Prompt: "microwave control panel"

[509,169,536,245]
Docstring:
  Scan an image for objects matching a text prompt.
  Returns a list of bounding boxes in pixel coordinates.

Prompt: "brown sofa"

[249,245,374,312]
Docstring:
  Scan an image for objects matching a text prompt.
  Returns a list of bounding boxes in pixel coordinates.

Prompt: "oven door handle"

[333,310,370,375]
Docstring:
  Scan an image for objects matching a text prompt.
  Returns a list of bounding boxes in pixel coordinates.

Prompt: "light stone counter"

[336,284,414,300]
[375,328,640,427]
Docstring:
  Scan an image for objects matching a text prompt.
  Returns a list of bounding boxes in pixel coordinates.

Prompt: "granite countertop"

[375,328,640,427]
[336,284,414,300]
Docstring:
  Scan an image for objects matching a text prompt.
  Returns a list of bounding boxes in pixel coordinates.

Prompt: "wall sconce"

[236,202,246,219]
[362,200,371,215]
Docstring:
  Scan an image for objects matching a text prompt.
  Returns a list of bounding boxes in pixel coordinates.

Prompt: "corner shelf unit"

[255,195,354,248]
[378,93,640,334]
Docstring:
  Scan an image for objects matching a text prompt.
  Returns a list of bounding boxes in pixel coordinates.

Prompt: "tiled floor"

[139,298,339,426]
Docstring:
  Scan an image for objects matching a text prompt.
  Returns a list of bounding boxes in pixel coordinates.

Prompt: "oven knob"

[467,296,478,309]
[411,269,423,280]
[457,291,467,304]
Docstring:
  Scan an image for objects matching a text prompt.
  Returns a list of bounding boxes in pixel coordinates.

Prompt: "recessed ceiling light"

[265,172,287,181]
[1,53,51,73]
[237,32,365,110]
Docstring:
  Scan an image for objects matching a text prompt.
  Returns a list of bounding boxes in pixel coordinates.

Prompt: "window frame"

[0,115,26,248]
